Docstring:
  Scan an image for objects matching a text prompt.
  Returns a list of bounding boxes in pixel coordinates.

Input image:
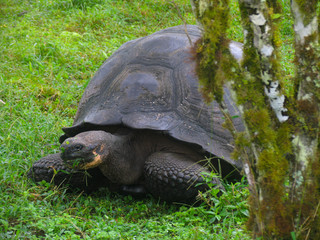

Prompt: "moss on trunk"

[191,0,231,102]
[191,0,320,238]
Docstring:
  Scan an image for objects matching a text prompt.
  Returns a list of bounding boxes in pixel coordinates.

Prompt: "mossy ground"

[0,0,250,239]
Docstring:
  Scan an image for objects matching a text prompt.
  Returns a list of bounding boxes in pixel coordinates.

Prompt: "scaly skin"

[144,152,224,202]
[28,153,113,193]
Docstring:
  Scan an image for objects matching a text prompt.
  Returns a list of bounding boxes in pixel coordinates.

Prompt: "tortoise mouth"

[62,157,86,169]
[79,153,103,170]
[62,152,103,170]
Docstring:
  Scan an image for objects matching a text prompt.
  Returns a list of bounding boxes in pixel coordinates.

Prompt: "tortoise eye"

[73,144,83,152]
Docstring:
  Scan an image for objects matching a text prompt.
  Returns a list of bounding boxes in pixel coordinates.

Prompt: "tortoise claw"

[28,153,111,192]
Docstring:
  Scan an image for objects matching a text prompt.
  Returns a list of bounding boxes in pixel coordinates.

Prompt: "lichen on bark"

[229,1,293,236]
[191,0,320,238]
[290,1,320,238]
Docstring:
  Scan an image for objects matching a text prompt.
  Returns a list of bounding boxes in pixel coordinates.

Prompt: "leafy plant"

[199,173,249,224]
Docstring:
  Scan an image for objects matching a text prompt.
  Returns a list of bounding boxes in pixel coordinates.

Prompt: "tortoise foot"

[144,152,223,203]
[28,153,111,192]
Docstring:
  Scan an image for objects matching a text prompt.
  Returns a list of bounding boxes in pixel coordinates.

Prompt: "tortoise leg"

[144,152,223,203]
[28,153,112,192]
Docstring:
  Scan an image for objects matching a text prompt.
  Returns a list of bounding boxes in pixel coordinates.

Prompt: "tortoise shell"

[60,25,244,169]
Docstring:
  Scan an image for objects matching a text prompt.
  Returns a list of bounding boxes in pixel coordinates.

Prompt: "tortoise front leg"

[28,153,112,192]
[144,152,224,203]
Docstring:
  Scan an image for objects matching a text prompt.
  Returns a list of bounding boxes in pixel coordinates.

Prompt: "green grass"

[0,0,295,239]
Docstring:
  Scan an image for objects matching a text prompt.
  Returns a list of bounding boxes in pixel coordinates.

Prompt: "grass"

[0,0,295,239]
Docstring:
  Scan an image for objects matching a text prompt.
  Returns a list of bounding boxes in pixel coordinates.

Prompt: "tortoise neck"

[99,131,148,184]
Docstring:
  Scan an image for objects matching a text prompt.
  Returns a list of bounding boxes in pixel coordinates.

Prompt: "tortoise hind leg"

[28,153,111,192]
[144,152,223,203]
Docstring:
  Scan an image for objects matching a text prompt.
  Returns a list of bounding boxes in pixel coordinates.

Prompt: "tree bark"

[290,1,320,238]
[191,0,320,238]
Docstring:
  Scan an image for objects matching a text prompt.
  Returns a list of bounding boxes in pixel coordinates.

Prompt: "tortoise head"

[60,130,113,170]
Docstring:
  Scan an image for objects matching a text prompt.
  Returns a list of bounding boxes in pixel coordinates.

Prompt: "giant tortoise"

[28,25,244,203]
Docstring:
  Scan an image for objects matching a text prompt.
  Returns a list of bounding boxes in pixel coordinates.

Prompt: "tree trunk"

[190,0,320,238]
[289,1,320,238]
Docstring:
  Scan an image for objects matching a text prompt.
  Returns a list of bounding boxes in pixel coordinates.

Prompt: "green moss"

[296,99,319,136]
[291,0,320,143]
[318,9,320,44]
[193,0,231,103]
[266,0,282,14]
[239,4,262,78]
[234,2,296,237]
[257,150,288,182]
[276,123,293,154]
[231,132,251,161]
[194,0,319,238]
[294,0,318,25]
[290,158,320,239]
[244,109,278,148]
